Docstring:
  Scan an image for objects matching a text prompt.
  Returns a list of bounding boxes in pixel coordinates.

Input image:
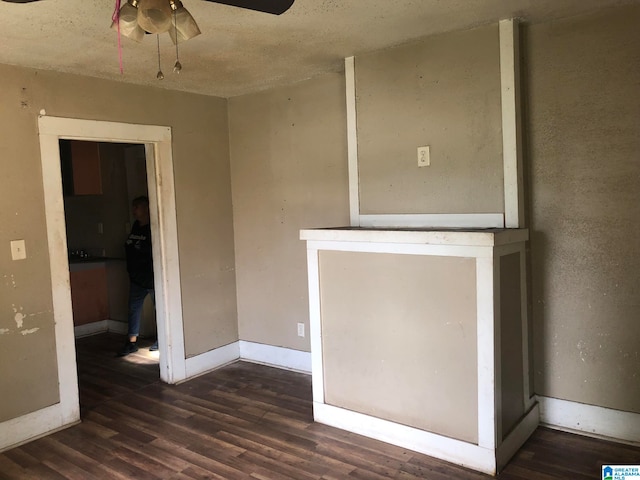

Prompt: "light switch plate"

[10,240,27,261]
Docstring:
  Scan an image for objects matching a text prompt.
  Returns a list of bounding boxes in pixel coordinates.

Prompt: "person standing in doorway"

[118,196,158,356]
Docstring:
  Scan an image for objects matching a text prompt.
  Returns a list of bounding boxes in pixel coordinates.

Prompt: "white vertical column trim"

[38,130,80,426]
[499,19,524,228]
[145,141,187,384]
[345,56,360,226]
[306,246,325,404]
[476,256,497,449]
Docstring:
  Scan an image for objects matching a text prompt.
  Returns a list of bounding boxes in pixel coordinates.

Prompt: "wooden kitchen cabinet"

[60,140,103,195]
[69,264,109,326]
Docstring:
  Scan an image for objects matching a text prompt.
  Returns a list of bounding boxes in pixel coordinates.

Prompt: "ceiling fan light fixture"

[111,0,145,42]
[169,0,201,44]
[137,0,173,34]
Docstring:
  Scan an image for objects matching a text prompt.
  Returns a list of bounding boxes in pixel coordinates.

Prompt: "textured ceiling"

[1,0,638,98]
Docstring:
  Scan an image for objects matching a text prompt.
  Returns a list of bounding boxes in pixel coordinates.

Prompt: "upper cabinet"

[60,140,103,196]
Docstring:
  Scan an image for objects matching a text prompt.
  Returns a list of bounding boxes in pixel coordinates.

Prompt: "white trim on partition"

[345,56,360,227]
[301,227,528,246]
[538,396,640,444]
[496,404,539,471]
[360,213,504,229]
[500,19,525,228]
[239,341,311,374]
[314,402,497,475]
[306,247,325,403]
[184,342,240,379]
[307,240,491,259]
[476,256,497,450]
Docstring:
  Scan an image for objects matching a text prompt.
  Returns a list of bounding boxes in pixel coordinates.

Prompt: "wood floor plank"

[1,332,639,480]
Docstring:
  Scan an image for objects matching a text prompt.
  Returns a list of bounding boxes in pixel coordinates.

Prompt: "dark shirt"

[125,221,154,289]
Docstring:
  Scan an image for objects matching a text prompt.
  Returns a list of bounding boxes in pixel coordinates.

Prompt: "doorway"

[61,142,157,339]
[38,116,187,430]
[61,140,160,405]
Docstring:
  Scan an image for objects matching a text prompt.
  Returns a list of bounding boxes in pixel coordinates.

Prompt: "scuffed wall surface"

[0,63,237,422]
[526,5,640,413]
[0,67,60,422]
[229,73,350,351]
[356,24,504,215]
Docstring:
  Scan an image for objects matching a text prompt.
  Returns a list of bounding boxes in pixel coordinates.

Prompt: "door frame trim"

[38,116,186,394]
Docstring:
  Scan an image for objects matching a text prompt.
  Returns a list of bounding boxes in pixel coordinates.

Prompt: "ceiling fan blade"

[204,0,294,15]
[1,0,43,3]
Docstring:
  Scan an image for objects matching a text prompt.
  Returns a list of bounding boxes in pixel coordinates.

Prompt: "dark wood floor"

[1,333,638,479]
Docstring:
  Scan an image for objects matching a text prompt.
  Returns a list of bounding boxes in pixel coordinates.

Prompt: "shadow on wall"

[529,229,549,396]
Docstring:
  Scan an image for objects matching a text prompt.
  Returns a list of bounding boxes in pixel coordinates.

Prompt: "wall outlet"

[297,322,305,338]
[417,145,430,167]
[97,222,104,234]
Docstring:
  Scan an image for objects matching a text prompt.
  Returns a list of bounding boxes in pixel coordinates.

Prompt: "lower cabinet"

[69,265,109,326]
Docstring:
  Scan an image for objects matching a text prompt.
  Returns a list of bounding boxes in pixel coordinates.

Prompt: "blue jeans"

[127,282,155,338]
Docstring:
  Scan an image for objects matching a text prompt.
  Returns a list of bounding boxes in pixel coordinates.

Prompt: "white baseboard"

[538,396,640,444]
[497,403,540,471]
[162,340,311,383]
[0,402,80,453]
[239,340,311,373]
[314,402,496,474]
[185,341,240,379]
[73,319,127,338]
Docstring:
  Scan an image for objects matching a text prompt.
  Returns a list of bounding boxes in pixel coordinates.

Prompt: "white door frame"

[0,116,186,451]
[38,115,187,393]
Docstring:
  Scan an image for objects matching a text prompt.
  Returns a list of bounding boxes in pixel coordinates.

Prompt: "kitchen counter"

[68,257,125,272]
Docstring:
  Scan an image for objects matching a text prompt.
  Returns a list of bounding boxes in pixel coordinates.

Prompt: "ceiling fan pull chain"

[156,34,164,80]
[173,9,182,73]
[112,0,124,74]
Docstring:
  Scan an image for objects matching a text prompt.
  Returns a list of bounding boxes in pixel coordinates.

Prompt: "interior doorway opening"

[59,140,160,411]
[35,116,188,440]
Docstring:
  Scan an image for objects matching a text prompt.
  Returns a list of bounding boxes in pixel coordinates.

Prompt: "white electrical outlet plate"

[297,323,305,338]
[417,146,430,167]
[10,240,27,261]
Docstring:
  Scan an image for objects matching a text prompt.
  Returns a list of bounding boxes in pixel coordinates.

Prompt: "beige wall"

[2,1,638,435]
[320,251,478,443]
[0,63,237,422]
[526,5,640,413]
[228,7,640,421]
[228,73,350,351]
[356,24,504,215]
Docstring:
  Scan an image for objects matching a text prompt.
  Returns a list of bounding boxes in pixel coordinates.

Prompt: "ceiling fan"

[1,0,295,15]
[3,0,295,77]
